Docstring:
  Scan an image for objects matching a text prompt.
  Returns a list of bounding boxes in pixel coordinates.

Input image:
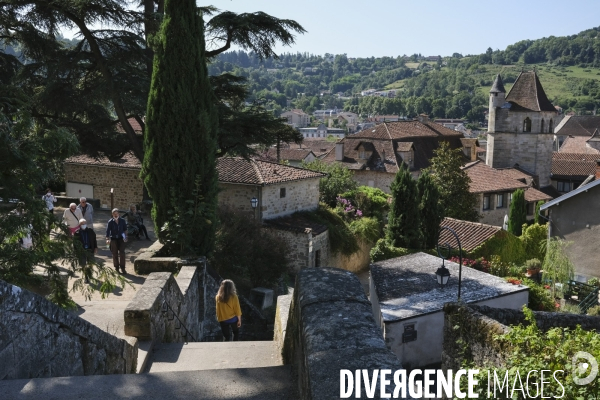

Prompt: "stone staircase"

[0,341,298,399]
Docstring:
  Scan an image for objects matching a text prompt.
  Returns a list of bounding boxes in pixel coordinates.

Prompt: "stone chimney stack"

[417,114,429,123]
[335,142,344,161]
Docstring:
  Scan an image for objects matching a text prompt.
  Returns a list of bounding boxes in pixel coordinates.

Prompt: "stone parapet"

[0,280,137,380]
[134,241,180,274]
[284,268,404,399]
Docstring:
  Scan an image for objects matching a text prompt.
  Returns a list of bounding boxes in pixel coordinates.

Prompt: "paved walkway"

[54,207,157,338]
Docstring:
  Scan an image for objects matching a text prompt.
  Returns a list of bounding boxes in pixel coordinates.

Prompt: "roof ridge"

[383,122,392,140]
[249,158,265,185]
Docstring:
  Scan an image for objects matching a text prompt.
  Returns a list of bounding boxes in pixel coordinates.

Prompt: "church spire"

[489,74,506,94]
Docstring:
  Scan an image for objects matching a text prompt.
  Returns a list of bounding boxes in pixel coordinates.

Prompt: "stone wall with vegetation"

[261,178,321,220]
[64,164,143,210]
[283,268,403,399]
[442,303,600,371]
[124,262,221,343]
[329,239,373,273]
[353,170,395,194]
[0,280,137,380]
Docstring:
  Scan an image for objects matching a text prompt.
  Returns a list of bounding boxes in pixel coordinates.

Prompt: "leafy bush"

[470,229,526,264]
[488,255,512,277]
[341,186,390,222]
[587,305,600,316]
[370,239,412,262]
[212,207,289,287]
[523,278,557,311]
[303,160,357,207]
[587,277,600,288]
[524,258,542,270]
[520,223,547,262]
[349,217,381,245]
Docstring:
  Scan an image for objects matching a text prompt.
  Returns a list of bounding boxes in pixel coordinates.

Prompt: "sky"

[213,0,600,57]
[60,0,600,58]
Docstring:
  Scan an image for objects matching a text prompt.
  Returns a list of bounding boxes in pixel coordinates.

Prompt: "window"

[483,195,490,210]
[496,194,504,208]
[541,119,545,133]
[549,119,554,133]
[359,150,366,159]
[509,192,513,202]
[280,188,286,198]
[557,181,571,193]
[523,117,532,132]
[315,250,321,268]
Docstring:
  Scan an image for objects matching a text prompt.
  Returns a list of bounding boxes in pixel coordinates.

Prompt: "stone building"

[320,116,465,193]
[551,153,599,194]
[554,115,600,150]
[260,148,317,167]
[541,177,600,280]
[463,160,552,226]
[369,252,528,369]
[486,71,557,187]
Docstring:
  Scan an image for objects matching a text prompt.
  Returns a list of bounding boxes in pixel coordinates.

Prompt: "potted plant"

[525,258,542,276]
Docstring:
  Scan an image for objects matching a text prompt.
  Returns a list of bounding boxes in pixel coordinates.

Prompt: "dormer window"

[523,117,532,132]
[359,150,366,159]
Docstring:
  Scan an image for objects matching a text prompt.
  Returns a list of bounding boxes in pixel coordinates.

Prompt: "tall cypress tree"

[141,0,218,255]
[417,172,444,249]
[386,164,420,249]
[508,189,527,236]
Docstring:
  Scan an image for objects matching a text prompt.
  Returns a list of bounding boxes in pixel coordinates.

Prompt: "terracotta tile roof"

[116,117,143,134]
[524,187,553,202]
[497,167,536,185]
[64,152,142,169]
[263,148,315,161]
[217,157,325,185]
[462,161,528,193]
[287,139,338,157]
[439,217,501,252]
[551,153,599,178]
[505,71,555,112]
[558,135,600,154]
[263,214,327,235]
[554,115,600,136]
[320,120,463,173]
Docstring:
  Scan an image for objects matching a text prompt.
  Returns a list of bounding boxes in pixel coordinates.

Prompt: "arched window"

[523,117,532,132]
[540,119,545,133]
[549,119,554,133]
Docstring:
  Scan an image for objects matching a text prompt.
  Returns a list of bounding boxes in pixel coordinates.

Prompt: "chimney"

[335,142,344,161]
[596,160,600,180]
[418,113,429,123]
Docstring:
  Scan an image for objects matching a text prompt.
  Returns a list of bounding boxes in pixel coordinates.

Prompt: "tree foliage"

[386,164,420,248]
[508,189,527,236]
[141,0,218,256]
[303,160,357,207]
[417,172,443,249]
[425,142,479,222]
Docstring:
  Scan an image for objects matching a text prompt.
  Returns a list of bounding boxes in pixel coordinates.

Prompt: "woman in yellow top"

[216,279,242,341]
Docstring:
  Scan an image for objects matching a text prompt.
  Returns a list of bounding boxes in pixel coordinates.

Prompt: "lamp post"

[250,197,258,220]
[110,188,114,211]
[435,226,463,301]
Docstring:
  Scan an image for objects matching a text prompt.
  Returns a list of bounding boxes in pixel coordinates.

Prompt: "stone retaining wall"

[283,268,404,399]
[442,303,600,371]
[0,280,137,380]
[274,291,293,362]
[124,262,221,343]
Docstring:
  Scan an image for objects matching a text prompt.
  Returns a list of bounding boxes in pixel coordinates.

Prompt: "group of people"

[42,189,151,278]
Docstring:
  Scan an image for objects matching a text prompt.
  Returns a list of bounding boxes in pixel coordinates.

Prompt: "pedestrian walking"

[216,279,242,341]
[106,208,128,274]
[74,218,98,283]
[42,189,57,215]
[63,203,83,235]
[77,197,94,230]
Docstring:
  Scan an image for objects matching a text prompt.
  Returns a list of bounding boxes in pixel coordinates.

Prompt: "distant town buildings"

[281,109,310,128]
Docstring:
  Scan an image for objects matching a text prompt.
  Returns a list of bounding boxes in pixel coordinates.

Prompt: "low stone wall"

[124,261,221,343]
[133,241,181,274]
[0,280,137,380]
[329,239,373,273]
[442,303,600,371]
[274,291,293,362]
[283,268,403,400]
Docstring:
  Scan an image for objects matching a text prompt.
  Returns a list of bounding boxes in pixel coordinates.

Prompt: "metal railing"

[161,289,196,343]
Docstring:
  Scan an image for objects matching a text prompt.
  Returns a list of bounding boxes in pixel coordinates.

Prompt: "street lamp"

[250,197,258,209]
[436,226,463,301]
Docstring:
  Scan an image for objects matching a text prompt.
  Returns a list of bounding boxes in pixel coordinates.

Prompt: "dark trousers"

[137,224,149,239]
[110,238,126,270]
[220,321,240,341]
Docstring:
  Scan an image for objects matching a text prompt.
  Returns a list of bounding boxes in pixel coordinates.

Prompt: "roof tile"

[217,157,325,185]
[439,217,501,252]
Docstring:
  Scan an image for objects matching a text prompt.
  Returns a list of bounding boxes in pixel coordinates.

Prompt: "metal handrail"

[161,290,196,342]
[580,290,599,314]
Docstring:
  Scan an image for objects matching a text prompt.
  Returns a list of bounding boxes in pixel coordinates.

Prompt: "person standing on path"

[77,197,94,230]
[42,189,57,215]
[75,218,98,284]
[63,203,83,235]
[216,279,242,341]
[106,208,128,274]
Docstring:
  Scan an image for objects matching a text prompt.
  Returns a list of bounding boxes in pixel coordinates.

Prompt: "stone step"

[0,366,298,400]
[145,340,281,373]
